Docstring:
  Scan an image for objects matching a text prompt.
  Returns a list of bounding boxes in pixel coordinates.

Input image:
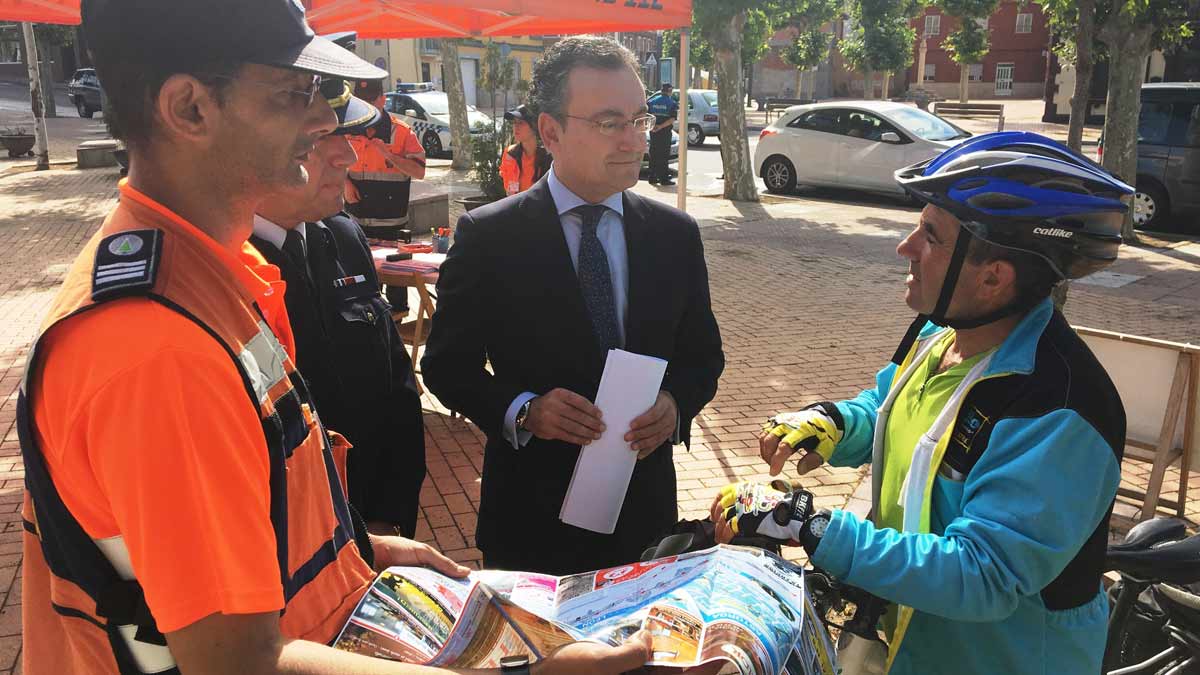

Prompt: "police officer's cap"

[317,32,383,136]
[82,0,388,81]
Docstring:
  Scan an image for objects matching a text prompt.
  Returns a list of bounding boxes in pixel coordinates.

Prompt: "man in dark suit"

[253,78,426,539]
[422,36,724,575]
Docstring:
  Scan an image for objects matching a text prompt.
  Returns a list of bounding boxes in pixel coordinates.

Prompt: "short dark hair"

[661,83,673,90]
[90,48,238,149]
[966,234,1060,302]
[529,35,641,125]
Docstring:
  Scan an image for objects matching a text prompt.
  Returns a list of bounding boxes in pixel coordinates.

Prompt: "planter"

[1,134,35,158]
[456,195,501,213]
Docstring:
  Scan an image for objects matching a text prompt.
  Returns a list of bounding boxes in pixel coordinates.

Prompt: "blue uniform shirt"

[647,92,679,127]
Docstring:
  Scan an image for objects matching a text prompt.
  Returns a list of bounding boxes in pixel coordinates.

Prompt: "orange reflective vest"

[19,193,372,674]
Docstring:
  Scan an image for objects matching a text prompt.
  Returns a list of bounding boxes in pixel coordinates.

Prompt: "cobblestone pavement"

[0,165,1196,670]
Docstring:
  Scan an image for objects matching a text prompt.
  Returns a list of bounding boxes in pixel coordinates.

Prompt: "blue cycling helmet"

[895,131,1133,280]
[888,132,1134,363]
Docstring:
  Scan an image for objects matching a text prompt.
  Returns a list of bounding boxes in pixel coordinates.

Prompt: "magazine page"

[332,546,839,675]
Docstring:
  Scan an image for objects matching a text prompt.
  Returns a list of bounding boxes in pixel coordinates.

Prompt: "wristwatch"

[515,398,534,431]
[500,654,531,675]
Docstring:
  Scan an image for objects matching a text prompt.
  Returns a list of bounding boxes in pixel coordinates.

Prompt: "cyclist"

[712,132,1135,674]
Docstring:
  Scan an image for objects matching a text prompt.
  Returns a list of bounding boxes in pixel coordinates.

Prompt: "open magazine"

[333,544,837,675]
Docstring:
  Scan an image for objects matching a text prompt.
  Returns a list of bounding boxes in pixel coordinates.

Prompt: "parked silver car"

[673,89,719,146]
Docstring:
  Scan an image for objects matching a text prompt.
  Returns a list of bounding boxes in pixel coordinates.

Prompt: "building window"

[924,63,936,82]
[374,39,383,46]
[924,14,941,37]
[968,63,983,81]
[1015,13,1033,34]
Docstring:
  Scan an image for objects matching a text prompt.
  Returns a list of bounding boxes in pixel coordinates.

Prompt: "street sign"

[645,53,658,68]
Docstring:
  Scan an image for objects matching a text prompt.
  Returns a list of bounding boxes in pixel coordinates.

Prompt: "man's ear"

[154,73,224,147]
[537,112,562,153]
[982,258,1019,305]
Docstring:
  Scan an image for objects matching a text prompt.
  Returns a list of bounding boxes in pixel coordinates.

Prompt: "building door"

[421,62,431,83]
[995,63,1014,96]
[460,58,478,107]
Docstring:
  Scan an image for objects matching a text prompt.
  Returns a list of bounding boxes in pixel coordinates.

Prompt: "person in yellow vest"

[499,104,551,196]
[18,0,651,673]
[345,78,426,240]
[711,133,1134,674]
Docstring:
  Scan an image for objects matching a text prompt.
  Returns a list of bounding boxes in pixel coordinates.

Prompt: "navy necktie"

[573,205,620,351]
[283,228,316,295]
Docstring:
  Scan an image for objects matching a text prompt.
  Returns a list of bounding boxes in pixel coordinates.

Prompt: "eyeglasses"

[209,73,323,108]
[563,113,656,136]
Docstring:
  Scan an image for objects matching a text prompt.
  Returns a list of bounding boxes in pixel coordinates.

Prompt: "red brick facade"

[906,1,1050,99]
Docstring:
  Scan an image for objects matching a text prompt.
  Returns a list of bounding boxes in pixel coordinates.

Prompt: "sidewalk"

[0,161,1196,671]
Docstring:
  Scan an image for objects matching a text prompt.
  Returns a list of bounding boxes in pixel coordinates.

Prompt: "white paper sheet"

[559,349,669,534]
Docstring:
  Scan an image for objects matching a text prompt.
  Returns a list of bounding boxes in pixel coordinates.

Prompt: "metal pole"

[677,28,689,212]
[20,22,50,171]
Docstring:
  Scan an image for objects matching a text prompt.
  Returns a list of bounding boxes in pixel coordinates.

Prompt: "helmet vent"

[966,193,1036,210]
[956,178,989,190]
[1032,178,1090,195]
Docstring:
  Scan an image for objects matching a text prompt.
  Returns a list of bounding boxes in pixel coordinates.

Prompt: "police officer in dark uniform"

[252,66,426,539]
[646,82,678,186]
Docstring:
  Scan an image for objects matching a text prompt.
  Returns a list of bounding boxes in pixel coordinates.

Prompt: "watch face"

[809,514,830,539]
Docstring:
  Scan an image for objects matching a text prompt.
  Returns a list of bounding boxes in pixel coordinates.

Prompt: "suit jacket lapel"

[621,191,653,353]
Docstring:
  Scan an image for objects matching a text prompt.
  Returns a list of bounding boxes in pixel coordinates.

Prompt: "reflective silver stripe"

[95,536,177,673]
[238,321,290,405]
[347,171,412,183]
[357,215,410,226]
[94,270,148,283]
[96,260,148,271]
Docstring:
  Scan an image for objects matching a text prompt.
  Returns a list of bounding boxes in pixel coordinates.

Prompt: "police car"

[385,84,494,158]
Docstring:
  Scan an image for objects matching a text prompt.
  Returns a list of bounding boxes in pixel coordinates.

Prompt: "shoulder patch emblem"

[92,229,163,301]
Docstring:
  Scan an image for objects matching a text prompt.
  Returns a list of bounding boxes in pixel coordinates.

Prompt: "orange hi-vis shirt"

[23,181,372,673]
[499,143,537,195]
[347,111,424,180]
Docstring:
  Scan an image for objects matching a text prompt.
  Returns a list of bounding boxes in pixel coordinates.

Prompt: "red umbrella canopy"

[0,0,79,24]
[303,0,692,38]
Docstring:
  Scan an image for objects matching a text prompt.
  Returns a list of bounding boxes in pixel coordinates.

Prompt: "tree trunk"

[882,72,892,99]
[746,65,754,107]
[38,35,56,118]
[1066,0,1095,152]
[795,67,804,100]
[712,11,758,202]
[864,68,874,99]
[959,64,969,103]
[1099,21,1152,243]
[439,39,472,170]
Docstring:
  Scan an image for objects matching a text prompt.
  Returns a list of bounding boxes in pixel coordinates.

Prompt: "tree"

[438,39,472,170]
[778,0,840,99]
[3,22,74,118]
[478,41,517,122]
[664,10,771,88]
[1043,0,1099,152]
[935,0,999,102]
[841,0,921,98]
[1096,0,1193,242]
[782,29,831,99]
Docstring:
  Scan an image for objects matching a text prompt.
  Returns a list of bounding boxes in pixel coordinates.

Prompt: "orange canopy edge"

[0,0,80,24]
[303,0,692,38]
[1,0,691,35]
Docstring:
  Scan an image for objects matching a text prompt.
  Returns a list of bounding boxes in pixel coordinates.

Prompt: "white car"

[384,91,494,158]
[754,101,971,197]
[673,89,719,146]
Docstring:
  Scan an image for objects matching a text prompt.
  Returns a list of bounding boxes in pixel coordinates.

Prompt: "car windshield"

[410,94,478,116]
[887,107,968,141]
[702,92,718,106]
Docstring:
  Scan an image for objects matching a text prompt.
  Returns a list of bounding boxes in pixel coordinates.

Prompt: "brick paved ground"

[0,164,1196,670]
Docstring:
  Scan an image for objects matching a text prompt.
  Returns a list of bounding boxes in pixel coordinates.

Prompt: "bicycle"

[1104,516,1200,674]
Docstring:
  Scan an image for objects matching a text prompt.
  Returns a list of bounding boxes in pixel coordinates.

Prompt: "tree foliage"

[783,29,832,71]
[942,14,990,66]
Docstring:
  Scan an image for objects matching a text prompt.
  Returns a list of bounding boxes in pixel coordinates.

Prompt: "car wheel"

[76,97,93,119]
[687,125,704,146]
[762,156,797,194]
[422,130,443,158]
[1133,181,1170,230]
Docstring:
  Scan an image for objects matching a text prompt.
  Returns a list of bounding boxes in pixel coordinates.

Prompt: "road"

[0,80,75,117]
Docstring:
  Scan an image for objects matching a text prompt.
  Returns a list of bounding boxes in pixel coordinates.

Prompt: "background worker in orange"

[499,104,551,196]
[345,78,427,238]
[18,0,652,673]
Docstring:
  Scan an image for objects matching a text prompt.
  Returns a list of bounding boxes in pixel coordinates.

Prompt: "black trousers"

[649,129,671,181]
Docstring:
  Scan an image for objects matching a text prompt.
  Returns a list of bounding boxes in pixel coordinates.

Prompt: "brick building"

[906,1,1051,99]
